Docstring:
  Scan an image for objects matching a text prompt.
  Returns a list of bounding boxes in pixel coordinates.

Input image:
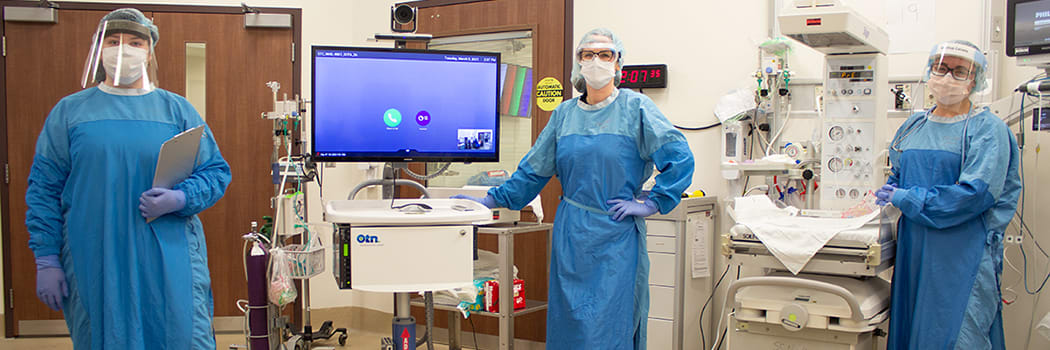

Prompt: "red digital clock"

[619,64,667,89]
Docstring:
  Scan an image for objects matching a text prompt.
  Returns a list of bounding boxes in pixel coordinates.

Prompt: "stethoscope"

[889,104,974,171]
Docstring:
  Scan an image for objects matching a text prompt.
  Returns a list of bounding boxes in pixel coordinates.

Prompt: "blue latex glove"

[607,198,659,222]
[139,187,187,218]
[451,194,497,209]
[36,255,67,311]
[875,184,898,206]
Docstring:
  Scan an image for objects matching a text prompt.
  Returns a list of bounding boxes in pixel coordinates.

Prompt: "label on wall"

[535,77,563,111]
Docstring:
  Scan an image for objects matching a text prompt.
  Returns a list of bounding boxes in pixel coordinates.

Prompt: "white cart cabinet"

[645,196,718,350]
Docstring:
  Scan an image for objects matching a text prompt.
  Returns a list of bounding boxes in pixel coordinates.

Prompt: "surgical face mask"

[102,45,149,86]
[579,58,616,89]
[927,74,971,106]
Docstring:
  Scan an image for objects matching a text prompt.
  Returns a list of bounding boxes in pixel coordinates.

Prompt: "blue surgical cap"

[571,28,625,93]
[923,40,988,94]
[100,8,159,47]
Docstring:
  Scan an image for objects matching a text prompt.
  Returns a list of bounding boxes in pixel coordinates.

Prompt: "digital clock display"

[829,70,873,79]
[619,64,667,89]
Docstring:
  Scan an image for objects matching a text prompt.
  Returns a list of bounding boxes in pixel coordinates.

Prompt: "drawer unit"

[643,197,718,350]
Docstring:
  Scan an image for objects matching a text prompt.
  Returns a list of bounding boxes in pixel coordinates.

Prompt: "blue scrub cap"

[100,8,159,47]
[571,28,625,93]
[923,40,988,94]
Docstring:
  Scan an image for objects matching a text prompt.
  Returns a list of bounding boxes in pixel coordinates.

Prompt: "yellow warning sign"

[535,77,563,112]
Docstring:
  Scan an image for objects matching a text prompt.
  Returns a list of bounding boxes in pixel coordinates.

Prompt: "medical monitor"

[311,46,500,162]
[1007,0,1050,66]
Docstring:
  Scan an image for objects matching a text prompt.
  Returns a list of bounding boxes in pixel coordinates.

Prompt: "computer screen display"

[1034,107,1050,131]
[1008,0,1050,57]
[311,46,500,162]
[1017,1,1050,47]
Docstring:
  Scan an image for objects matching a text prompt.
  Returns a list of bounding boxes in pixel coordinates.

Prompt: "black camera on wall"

[391,4,417,33]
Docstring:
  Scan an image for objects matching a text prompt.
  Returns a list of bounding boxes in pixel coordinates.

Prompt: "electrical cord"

[699,264,731,350]
[715,327,727,350]
[1020,235,1050,295]
[469,316,481,350]
[1016,92,1050,295]
[1025,290,1045,350]
[675,121,722,131]
[710,266,741,350]
[1016,212,1049,258]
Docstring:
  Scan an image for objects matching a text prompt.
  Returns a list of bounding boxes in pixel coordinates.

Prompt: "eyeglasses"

[930,63,974,81]
[578,50,616,62]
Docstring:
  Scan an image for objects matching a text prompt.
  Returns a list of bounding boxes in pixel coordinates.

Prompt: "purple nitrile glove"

[875,184,898,206]
[451,194,497,209]
[139,187,187,218]
[607,198,659,222]
[36,255,67,311]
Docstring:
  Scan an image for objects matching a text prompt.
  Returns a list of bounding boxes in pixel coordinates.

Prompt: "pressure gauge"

[828,157,844,172]
[828,126,845,141]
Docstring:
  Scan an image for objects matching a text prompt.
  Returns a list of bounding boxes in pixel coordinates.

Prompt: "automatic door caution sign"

[536,77,563,111]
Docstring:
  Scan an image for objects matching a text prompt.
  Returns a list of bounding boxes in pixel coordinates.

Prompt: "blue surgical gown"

[25,86,231,349]
[886,107,1020,349]
[488,89,694,349]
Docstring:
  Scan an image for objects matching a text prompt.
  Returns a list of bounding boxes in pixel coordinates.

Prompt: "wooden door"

[2,5,297,337]
[406,0,574,343]
[2,8,113,337]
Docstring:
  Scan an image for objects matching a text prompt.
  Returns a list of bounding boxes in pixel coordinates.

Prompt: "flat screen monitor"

[1034,107,1050,131]
[311,46,500,162]
[1007,0,1050,58]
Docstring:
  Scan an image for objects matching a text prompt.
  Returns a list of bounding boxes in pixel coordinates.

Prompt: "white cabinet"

[644,197,718,350]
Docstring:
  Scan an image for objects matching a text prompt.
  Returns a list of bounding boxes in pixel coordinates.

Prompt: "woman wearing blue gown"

[877,40,1021,349]
[456,28,694,349]
[26,8,231,349]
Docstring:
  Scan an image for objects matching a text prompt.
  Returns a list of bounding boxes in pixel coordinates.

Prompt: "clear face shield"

[923,42,989,109]
[80,19,157,89]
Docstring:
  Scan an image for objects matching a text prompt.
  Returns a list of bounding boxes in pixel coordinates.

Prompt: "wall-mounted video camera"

[391,4,416,33]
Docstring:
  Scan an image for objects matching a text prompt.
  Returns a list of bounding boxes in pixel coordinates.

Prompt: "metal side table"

[411,222,552,350]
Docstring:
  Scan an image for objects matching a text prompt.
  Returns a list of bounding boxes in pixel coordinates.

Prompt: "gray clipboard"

[153,125,204,189]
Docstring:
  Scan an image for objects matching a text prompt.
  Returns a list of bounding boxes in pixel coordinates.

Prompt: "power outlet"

[1005,235,1015,244]
[1017,235,1024,244]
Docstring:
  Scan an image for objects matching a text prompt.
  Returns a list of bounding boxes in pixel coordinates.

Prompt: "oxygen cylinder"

[247,242,270,350]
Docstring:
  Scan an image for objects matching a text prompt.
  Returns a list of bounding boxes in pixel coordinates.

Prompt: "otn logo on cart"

[356,234,381,245]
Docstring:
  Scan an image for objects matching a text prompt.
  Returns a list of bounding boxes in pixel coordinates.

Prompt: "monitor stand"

[383,162,410,199]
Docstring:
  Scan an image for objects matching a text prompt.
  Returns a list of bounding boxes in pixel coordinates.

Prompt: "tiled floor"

[0,329,426,350]
[0,310,458,350]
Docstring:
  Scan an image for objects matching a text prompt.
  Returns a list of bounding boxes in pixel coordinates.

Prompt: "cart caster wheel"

[339,333,348,346]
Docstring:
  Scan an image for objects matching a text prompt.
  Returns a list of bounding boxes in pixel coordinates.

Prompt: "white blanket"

[733,196,880,274]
